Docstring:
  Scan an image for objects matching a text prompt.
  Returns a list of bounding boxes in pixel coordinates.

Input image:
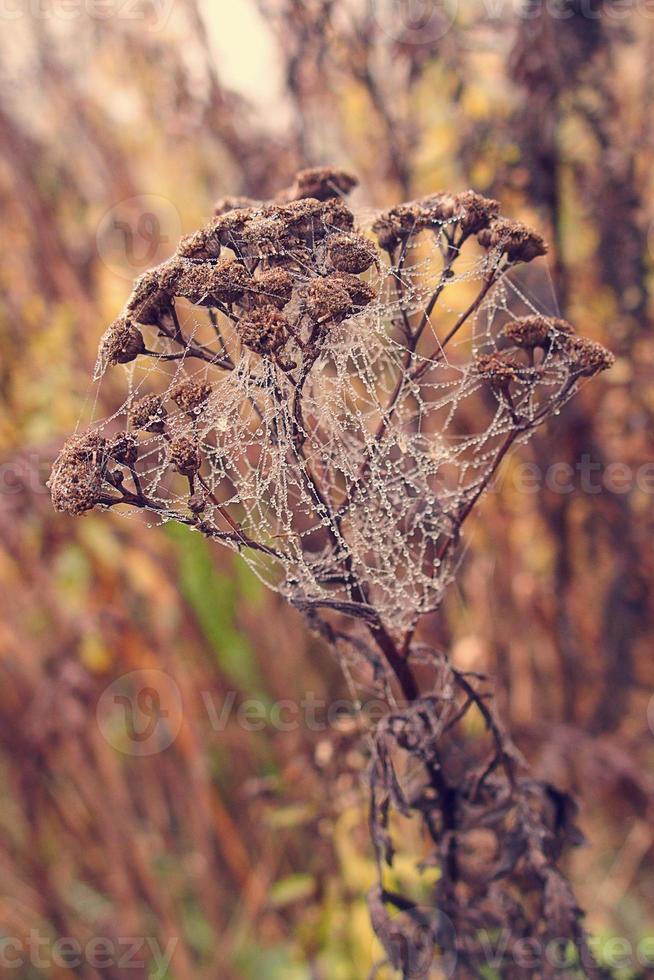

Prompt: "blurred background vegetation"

[1,1,653,976]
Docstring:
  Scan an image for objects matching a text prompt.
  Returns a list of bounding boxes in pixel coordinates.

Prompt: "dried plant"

[51,167,613,977]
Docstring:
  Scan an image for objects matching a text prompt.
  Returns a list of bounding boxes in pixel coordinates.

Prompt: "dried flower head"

[174,257,250,306]
[99,316,145,366]
[326,233,378,274]
[252,267,295,309]
[454,190,501,235]
[479,218,548,263]
[130,394,167,432]
[475,352,520,393]
[177,225,222,260]
[213,195,261,216]
[126,268,171,325]
[504,315,573,350]
[238,305,289,354]
[108,432,139,466]
[169,379,212,415]
[169,436,201,476]
[330,272,377,308]
[304,277,354,323]
[372,203,428,252]
[285,166,358,202]
[49,432,108,516]
[561,336,615,376]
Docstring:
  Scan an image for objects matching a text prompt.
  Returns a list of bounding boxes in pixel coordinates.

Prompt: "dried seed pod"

[177,222,222,260]
[58,431,108,465]
[50,461,104,515]
[421,193,458,223]
[174,257,250,305]
[126,268,172,325]
[561,336,615,377]
[213,195,262,216]
[453,190,501,234]
[213,208,254,247]
[372,202,428,252]
[252,267,295,309]
[238,305,289,354]
[108,432,139,466]
[321,198,356,233]
[284,167,358,202]
[49,432,109,516]
[326,233,378,274]
[130,394,167,433]
[331,272,377,308]
[169,379,212,415]
[304,277,354,323]
[479,218,547,263]
[169,436,201,476]
[99,316,145,366]
[475,352,520,394]
[504,315,573,350]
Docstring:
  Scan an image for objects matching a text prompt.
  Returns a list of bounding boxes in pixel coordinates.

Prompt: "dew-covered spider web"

[53,177,612,632]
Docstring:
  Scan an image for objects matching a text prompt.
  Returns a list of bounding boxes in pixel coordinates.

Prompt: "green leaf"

[166,524,261,691]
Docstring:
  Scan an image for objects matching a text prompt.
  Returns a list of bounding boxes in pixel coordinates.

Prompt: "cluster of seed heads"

[50,167,613,628]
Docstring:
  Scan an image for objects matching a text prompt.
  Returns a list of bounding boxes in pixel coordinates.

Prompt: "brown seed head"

[252,267,295,309]
[50,431,109,516]
[169,436,202,476]
[174,257,250,305]
[326,233,378,274]
[126,267,172,325]
[108,432,139,466]
[475,352,520,393]
[372,202,428,252]
[504,315,573,350]
[561,336,615,377]
[169,379,212,415]
[285,167,358,202]
[99,316,145,366]
[238,305,289,354]
[330,272,377,309]
[177,222,222,260]
[479,218,547,263]
[130,394,167,432]
[304,277,354,323]
[454,190,501,234]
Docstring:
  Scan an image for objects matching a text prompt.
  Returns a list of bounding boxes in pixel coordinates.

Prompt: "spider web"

[83,202,578,632]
